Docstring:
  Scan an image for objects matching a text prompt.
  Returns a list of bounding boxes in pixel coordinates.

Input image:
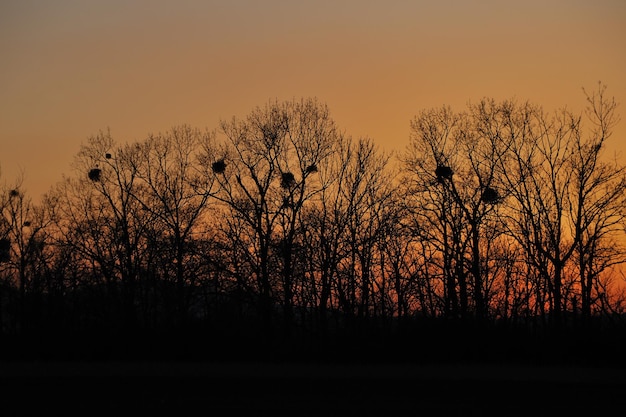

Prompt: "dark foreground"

[2,322,625,415]
[1,361,624,416]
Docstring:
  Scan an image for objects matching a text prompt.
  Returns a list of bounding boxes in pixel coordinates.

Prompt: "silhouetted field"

[1,321,624,415]
[1,361,624,415]
[3,316,626,364]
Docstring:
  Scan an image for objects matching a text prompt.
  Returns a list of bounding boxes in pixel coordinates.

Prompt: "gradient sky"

[2,0,625,201]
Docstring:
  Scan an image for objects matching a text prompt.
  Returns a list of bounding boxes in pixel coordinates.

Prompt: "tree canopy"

[1,90,625,362]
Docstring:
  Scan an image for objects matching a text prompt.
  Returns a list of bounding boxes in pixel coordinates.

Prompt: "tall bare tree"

[0,182,49,330]
[57,130,148,329]
[568,84,626,322]
[132,125,218,325]
[204,98,337,333]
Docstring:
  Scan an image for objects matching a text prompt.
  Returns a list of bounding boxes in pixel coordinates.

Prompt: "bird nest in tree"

[88,168,102,182]
[212,159,226,174]
[105,153,112,159]
[9,189,19,198]
[305,164,318,173]
[435,165,453,180]
[281,172,295,188]
[481,186,500,204]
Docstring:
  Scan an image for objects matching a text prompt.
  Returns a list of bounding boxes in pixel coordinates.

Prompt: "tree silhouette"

[204,98,338,334]
[132,125,218,326]
[0,88,624,366]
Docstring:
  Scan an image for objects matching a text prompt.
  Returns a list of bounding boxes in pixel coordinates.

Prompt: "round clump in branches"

[88,168,102,182]
[9,189,19,198]
[435,165,453,181]
[281,172,295,189]
[305,164,318,174]
[481,186,500,204]
[212,159,226,174]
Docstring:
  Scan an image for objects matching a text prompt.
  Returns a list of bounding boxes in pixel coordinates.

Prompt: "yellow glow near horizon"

[1,1,625,201]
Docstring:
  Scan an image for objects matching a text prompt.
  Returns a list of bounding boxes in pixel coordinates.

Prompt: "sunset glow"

[2,5,626,414]
[1,1,625,200]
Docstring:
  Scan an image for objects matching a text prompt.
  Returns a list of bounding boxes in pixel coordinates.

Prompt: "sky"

[1,0,626,202]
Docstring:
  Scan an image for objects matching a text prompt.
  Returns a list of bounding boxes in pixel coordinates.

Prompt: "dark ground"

[1,361,624,416]
[1,322,625,415]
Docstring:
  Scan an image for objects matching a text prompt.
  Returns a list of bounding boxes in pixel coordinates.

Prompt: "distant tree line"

[1,85,626,344]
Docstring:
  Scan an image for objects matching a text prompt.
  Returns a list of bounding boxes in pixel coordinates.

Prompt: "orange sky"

[1,0,625,202]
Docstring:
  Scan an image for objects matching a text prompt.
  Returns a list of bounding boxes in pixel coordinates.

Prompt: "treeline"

[1,85,626,352]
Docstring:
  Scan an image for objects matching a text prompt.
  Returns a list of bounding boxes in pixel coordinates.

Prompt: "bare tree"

[131,125,218,325]
[404,104,504,320]
[58,130,148,329]
[204,98,337,333]
[0,174,55,334]
[568,84,626,322]
[493,84,626,327]
[402,106,460,318]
